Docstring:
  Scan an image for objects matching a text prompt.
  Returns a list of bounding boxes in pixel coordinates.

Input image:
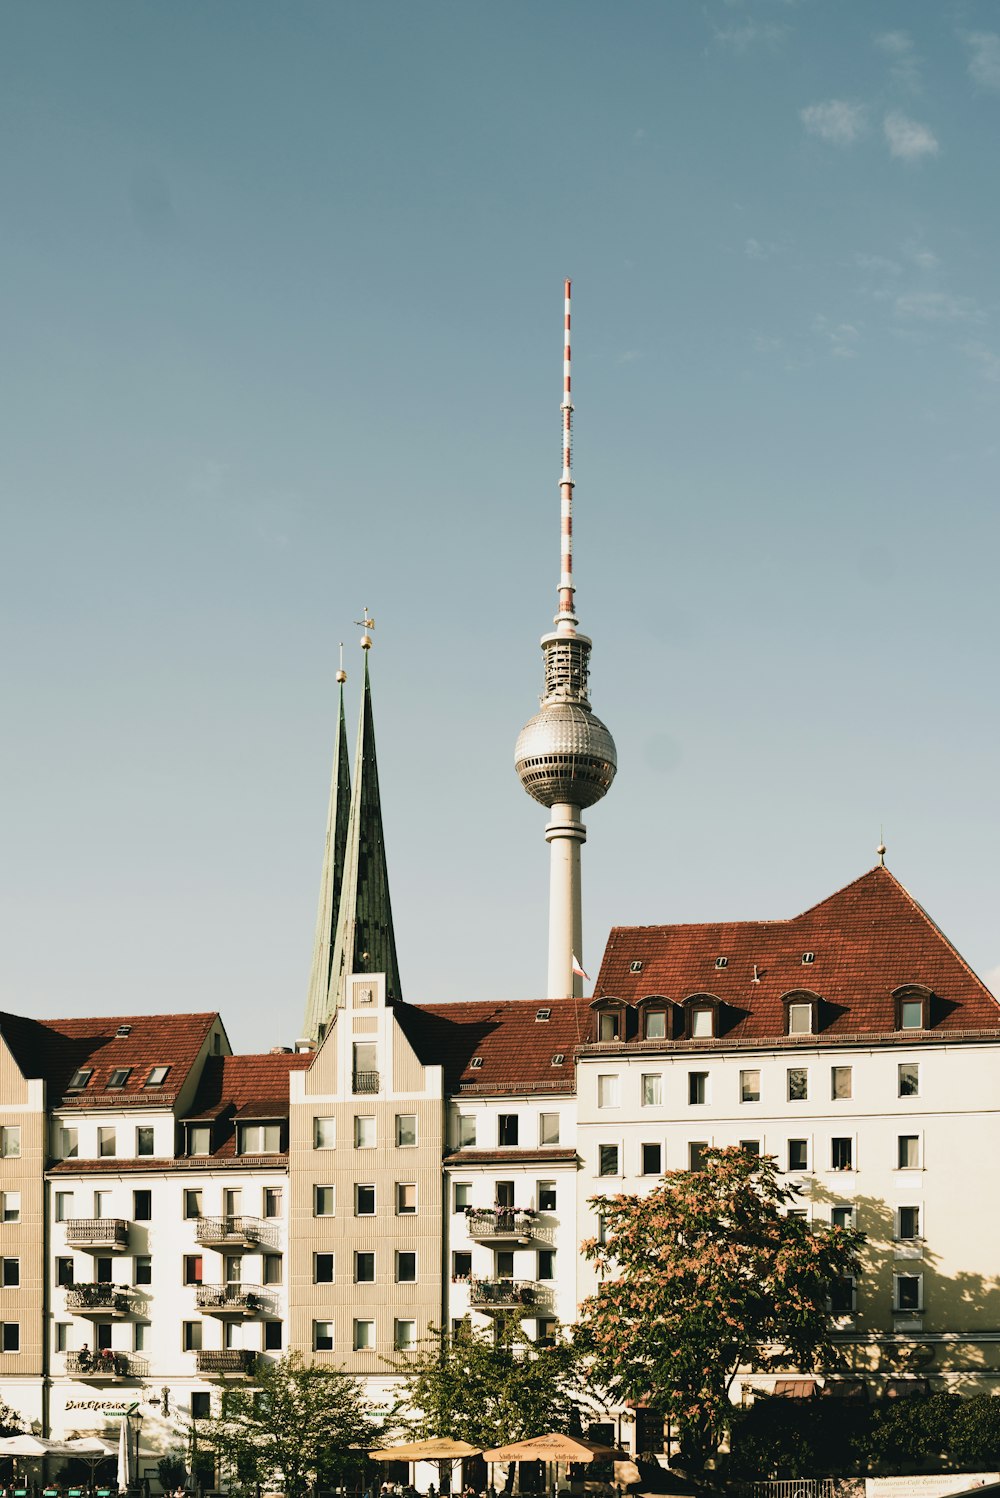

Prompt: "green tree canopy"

[206,1353,377,1498]
[579,1147,864,1469]
[385,1316,591,1449]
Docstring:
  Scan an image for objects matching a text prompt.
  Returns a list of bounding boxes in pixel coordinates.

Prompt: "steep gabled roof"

[0,1011,221,1105]
[302,677,352,1043]
[399,997,589,1092]
[593,864,1000,1041]
[181,1051,311,1158]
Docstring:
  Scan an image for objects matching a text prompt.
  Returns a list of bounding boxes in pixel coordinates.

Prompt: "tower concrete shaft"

[546,803,586,999]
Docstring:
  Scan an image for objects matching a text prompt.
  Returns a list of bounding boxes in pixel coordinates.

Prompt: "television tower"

[515,281,617,998]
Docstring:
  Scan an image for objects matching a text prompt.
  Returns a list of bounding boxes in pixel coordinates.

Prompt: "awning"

[370,1440,481,1462]
[822,1379,868,1402]
[885,1377,930,1398]
[772,1379,817,1399]
[484,1434,623,1463]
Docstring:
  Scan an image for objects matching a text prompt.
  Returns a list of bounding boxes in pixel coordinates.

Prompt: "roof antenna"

[557,278,576,633]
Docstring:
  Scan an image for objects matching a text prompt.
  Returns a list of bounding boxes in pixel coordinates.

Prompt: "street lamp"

[126,1406,144,1496]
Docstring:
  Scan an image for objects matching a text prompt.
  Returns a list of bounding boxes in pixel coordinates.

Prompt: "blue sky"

[2,1,998,1052]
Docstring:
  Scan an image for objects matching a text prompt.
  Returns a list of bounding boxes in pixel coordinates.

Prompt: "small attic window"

[552,1053,566,1066]
[67,1068,92,1091]
[630,960,644,974]
[145,1066,170,1088]
[802,953,815,966]
[469,1056,484,1069]
[715,957,728,970]
[107,1068,131,1089]
[115,1024,132,1038]
[535,1008,552,1022]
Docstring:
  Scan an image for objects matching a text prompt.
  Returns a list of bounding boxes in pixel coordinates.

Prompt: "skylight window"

[145,1066,170,1088]
[115,1024,132,1037]
[802,953,815,966]
[107,1068,131,1089]
[715,957,728,970]
[551,1053,566,1066]
[535,1008,552,1022]
[469,1057,484,1070]
[67,1069,92,1091]
[630,960,644,974]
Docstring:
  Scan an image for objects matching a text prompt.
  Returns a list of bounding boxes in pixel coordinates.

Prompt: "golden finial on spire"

[335,641,347,685]
[354,608,375,651]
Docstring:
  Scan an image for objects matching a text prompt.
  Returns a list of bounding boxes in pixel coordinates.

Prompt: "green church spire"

[302,664,352,1041]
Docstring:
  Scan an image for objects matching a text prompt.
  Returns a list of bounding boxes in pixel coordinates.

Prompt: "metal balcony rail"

[195,1284,265,1313]
[195,1348,257,1376]
[468,1278,550,1310]
[64,1219,129,1249]
[66,1350,147,1378]
[465,1208,553,1244]
[194,1215,273,1248]
[65,1285,132,1314]
[352,1070,380,1095]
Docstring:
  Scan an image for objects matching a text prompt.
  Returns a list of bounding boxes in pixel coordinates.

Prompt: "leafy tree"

[579,1146,864,1470]
[0,1399,22,1437]
[206,1353,377,1498]
[156,1453,187,1492]
[385,1316,590,1449]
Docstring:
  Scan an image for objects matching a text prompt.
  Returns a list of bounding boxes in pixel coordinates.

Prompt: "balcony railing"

[468,1278,551,1311]
[352,1070,380,1095]
[64,1219,129,1250]
[465,1208,552,1244]
[196,1349,257,1377]
[65,1285,132,1316]
[65,1351,147,1379]
[195,1285,265,1316]
[194,1216,275,1249]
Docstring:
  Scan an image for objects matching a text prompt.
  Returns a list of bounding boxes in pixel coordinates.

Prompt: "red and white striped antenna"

[557,278,577,633]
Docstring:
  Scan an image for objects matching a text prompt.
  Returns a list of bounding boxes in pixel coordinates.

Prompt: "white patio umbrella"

[116,1417,132,1494]
[0,1437,81,1456]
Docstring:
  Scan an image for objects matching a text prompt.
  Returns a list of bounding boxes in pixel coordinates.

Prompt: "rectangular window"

[496,1250,515,1278]
[264,1320,282,1350]
[898,1135,921,1169]
[187,1125,212,1156]
[55,1322,70,1352]
[2,1193,21,1224]
[98,1127,117,1158]
[355,1185,375,1216]
[134,1322,148,1351]
[740,1070,761,1103]
[354,1252,375,1283]
[690,1007,714,1038]
[641,1142,662,1175]
[453,1182,471,1212]
[689,1072,708,1105]
[539,1113,560,1145]
[831,1066,852,1100]
[496,1181,514,1208]
[223,1253,242,1286]
[237,1122,281,1154]
[787,1068,808,1102]
[831,1137,853,1171]
[314,1186,335,1216]
[182,1320,202,1351]
[131,1189,151,1222]
[133,1256,152,1286]
[263,1255,282,1285]
[458,1115,477,1148]
[645,1009,668,1039]
[0,1128,20,1158]
[894,1274,923,1312]
[59,1126,79,1159]
[788,1139,809,1171]
[396,1183,417,1214]
[68,1069,92,1091]
[95,1257,113,1285]
[354,1319,375,1350]
[598,1075,620,1108]
[898,1063,920,1098]
[537,1249,555,1281]
[95,1321,113,1351]
[355,1116,376,1149]
[537,1180,557,1211]
[396,1251,417,1283]
[394,1319,416,1351]
[313,1320,334,1352]
[498,1114,519,1146]
[452,1251,472,1279]
[313,1117,336,1149]
[900,999,924,1030]
[740,1140,761,1156]
[2,1259,20,1288]
[314,1253,335,1284]
[831,1204,855,1230]
[787,1002,813,1035]
[135,1126,155,1157]
[642,1074,663,1107]
[1,1323,20,1353]
[56,1257,74,1287]
[145,1066,170,1088]
[396,1114,417,1147]
[190,1391,210,1420]
[598,1011,619,1041]
[688,1141,708,1171]
[536,1317,557,1348]
[829,1276,855,1315]
[263,1188,283,1218]
[897,1206,921,1240]
[598,1144,619,1177]
[107,1067,131,1089]
[183,1190,202,1220]
[183,1256,203,1286]
[93,1191,111,1219]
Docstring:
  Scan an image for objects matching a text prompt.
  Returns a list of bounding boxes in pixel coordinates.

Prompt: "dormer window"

[187,1124,212,1156]
[682,995,720,1040]
[894,986,932,1032]
[237,1121,281,1155]
[107,1068,131,1090]
[598,1012,619,1041]
[690,1007,715,1039]
[67,1069,92,1091]
[644,1009,668,1040]
[782,991,821,1036]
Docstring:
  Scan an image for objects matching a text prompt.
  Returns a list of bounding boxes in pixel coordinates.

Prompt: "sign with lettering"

[867,1476,999,1498]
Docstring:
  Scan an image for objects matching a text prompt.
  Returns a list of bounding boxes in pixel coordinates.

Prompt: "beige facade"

[0,1033,45,1420]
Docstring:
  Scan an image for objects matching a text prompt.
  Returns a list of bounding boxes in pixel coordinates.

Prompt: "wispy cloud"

[616,349,643,365]
[745,237,783,261]
[813,315,861,358]
[875,31,921,91]
[963,31,1000,91]
[962,343,1000,383]
[801,99,868,146]
[902,238,940,271]
[884,111,940,161]
[894,290,981,323]
[854,252,902,277]
[712,20,788,51]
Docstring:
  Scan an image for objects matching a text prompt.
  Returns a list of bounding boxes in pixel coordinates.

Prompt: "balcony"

[64,1219,129,1251]
[196,1285,265,1317]
[194,1216,274,1250]
[465,1208,552,1245]
[65,1285,133,1317]
[196,1349,257,1379]
[65,1351,147,1380]
[468,1278,551,1312]
[352,1070,380,1095]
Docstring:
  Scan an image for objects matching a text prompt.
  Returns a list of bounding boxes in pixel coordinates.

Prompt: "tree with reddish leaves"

[579,1147,864,1470]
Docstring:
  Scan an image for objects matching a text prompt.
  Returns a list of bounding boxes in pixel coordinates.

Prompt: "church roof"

[302,677,352,1042]
[591,864,1000,1043]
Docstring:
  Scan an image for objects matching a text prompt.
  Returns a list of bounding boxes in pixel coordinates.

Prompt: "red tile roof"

[398,998,589,1093]
[592,865,1000,1044]
[0,1011,221,1105]
[443,1148,579,1166]
[182,1053,312,1158]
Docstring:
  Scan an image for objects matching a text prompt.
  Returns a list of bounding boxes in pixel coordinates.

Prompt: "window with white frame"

[894,1273,923,1311]
[831,1204,854,1230]
[453,1182,471,1212]
[689,1006,715,1039]
[688,1072,708,1105]
[183,1189,203,1220]
[314,1253,335,1284]
[314,1186,335,1216]
[396,1251,416,1283]
[394,1319,416,1350]
[136,1126,154,1156]
[355,1116,376,1148]
[831,1137,853,1171]
[396,1183,416,1214]
[238,1121,281,1154]
[831,1066,852,1100]
[642,1074,663,1106]
[740,1070,760,1103]
[355,1185,376,1216]
[897,1135,921,1169]
[396,1114,417,1147]
[598,1144,619,1177]
[458,1114,476,1147]
[539,1113,560,1145]
[497,1114,519,1146]
[1,1259,19,1288]
[597,1075,620,1108]
[313,1117,336,1149]
[353,1319,375,1350]
[1,1127,21,1158]
[688,1141,708,1171]
[58,1126,78,1158]
[645,1009,668,1039]
[187,1125,211,1156]
[829,1276,856,1315]
[313,1320,334,1351]
[641,1142,662,1175]
[537,1180,557,1210]
[1,1193,20,1224]
[354,1252,375,1283]
[787,1138,809,1171]
[896,1205,921,1240]
[899,997,925,1031]
[787,1002,813,1035]
[787,1068,808,1101]
[1,1323,20,1353]
[898,1062,919,1098]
